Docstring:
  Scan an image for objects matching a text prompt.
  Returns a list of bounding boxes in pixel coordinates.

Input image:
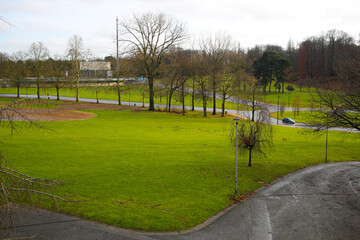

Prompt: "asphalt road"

[2,162,360,240]
[154,162,360,240]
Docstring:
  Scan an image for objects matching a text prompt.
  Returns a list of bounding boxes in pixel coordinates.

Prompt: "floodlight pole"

[116,16,122,105]
[234,118,240,195]
[116,16,119,72]
[277,94,280,125]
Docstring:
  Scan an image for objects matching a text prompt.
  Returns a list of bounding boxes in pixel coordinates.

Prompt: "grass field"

[1,82,323,110]
[270,110,359,126]
[0,86,249,111]
[262,91,319,108]
[270,111,323,124]
[1,99,359,231]
[237,83,321,108]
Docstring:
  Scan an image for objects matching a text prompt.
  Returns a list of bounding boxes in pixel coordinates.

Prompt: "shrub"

[286,85,295,91]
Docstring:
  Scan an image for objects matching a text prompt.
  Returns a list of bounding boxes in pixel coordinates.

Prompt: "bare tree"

[217,48,245,117]
[162,49,185,111]
[0,100,68,237]
[193,51,210,117]
[119,12,187,111]
[0,16,14,30]
[10,51,27,98]
[292,96,302,119]
[311,86,359,131]
[218,72,237,117]
[297,30,355,89]
[241,76,263,121]
[28,42,49,99]
[67,35,90,102]
[0,52,10,88]
[163,48,193,113]
[234,110,273,166]
[190,76,196,111]
[200,33,233,115]
[0,18,68,237]
[49,56,67,100]
[47,55,67,100]
[308,46,360,132]
[178,51,193,115]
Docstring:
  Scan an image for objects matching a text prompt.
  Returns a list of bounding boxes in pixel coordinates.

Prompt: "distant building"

[80,61,112,78]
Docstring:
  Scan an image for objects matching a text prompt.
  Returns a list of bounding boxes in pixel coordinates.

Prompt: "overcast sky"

[1,0,359,58]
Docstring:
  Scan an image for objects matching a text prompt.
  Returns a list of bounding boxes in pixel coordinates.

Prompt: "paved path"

[2,162,360,239]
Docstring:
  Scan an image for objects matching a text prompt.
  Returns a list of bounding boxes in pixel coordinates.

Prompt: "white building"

[80,61,112,78]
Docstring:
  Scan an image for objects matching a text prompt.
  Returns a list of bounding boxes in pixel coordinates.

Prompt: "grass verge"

[0,86,249,111]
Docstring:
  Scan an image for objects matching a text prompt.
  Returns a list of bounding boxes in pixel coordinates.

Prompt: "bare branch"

[119,12,187,111]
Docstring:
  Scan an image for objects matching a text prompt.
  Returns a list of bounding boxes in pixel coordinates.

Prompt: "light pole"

[277,94,280,125]
[233,117,240,195]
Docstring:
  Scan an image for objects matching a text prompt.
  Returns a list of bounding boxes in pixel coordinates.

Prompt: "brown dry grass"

[3,99,145,121]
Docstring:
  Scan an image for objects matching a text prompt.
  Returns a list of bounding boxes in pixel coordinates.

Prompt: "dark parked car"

[282,117,295,124]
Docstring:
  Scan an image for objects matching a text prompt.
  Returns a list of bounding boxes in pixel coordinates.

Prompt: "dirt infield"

[5,109,98,121]
[3,100,140,121]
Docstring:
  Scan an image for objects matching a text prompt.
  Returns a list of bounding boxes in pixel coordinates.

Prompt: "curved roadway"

[153,162,360,240]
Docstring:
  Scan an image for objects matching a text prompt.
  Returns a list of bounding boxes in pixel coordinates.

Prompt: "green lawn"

[0,97,60,109]
[0,86,249,111]
[270,111,323,124]
[270,110,359,126]
[237,83,321,108]
[1,102,359,231]
[262,91,318,108]
[0,97,23,105]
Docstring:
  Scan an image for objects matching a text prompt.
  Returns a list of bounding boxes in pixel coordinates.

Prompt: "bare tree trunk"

[142,90,145,108]
[76,62,80,102]
[76,83,79,102]
[76,69,80,102]
[251,87,256,121]
[165,93,169,111]
[251,101,255,121]
[248,149,252,166]
[17,85,20,98]
[168,89,174,112]
[202,93,207,117]
[221,94,226,117]
[117,79,121,105]
[148,77,155,111]
[191,79,195,111]
[95,70,99,103]
[268,81,272,93]
[181,82,185,115]
[212,90,216,115]
[56,86,60,100]
[37,78,40,99]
